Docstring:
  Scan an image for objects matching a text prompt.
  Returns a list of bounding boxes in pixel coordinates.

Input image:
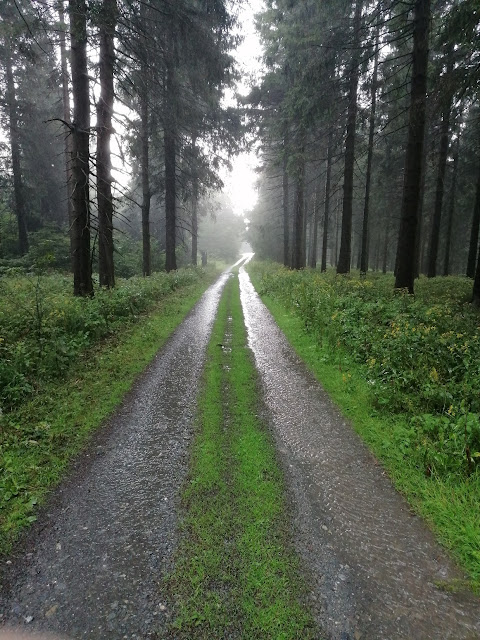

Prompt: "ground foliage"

[0,268,206,413]
[250,262,480,481]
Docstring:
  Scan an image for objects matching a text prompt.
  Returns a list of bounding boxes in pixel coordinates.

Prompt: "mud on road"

[239,263,480,640]
[0,272,230,639]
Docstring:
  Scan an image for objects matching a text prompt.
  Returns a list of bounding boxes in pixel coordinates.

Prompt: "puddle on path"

[239,265,480,640]
[0,272,231,639]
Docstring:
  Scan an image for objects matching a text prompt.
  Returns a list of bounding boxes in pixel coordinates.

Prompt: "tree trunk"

[337,0,363,274]
[5,43,29,255]
[427,110,452,278]
[473,241,480,304]
[335,195,341,266]
[309,178,321,268]
[443,139,459,276]
[414,134,428,278]
[282,131,290,267]
[394,0,431,293]
[140,67,151,276]
[292,146,306,269]
[164,127,176,272]
[360,23,379,275]
[97,0,116,288]
[58,1,74,253]
[165,52,177,273]
[374,232,380,271]
[466,165,480,278]
[191,196,198,266]
[303,190,308,265]
[191,135,198,266]
[382,222,389,274]
[321,129,333,272]
[69,0,93,296]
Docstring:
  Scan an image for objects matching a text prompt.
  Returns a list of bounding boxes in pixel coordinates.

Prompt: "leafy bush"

[27,226,71,271]
[0,210,20,259]
[0,268,207,411]
[114,235,166,278]
[250,262,480,479]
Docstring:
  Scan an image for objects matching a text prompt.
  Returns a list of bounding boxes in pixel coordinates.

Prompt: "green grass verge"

[247,268,480,594]
[0,270,219,559]
[167,273,317,639]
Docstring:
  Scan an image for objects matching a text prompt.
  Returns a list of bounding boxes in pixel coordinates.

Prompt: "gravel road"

[0,271,230,639]
[1,260,479,640]
[239,261,480,640]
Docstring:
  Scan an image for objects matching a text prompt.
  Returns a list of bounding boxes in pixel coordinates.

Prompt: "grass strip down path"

[167,272,317,639]
[0,268,219,559]
[247,262,480,593]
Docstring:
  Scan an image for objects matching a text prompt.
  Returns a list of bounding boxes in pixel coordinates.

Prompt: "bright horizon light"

[110,0,266,217]
[222,0,265,218]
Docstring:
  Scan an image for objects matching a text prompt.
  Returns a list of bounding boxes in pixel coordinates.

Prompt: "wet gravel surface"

[0,272,230,640]
[239,264,480,640]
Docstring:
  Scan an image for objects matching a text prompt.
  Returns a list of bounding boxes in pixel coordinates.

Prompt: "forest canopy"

[1,0,480,303]
[0,0,243,291]
[245,0,480,302]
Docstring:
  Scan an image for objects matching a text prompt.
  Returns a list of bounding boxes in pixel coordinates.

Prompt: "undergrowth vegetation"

[250,263,480,482]
[0,268,206,412]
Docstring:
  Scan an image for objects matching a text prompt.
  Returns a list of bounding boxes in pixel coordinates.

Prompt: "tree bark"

[360,23,379,275]
[303,188,308,265]
[164,49,177,273]
[382,221,389,273]
[5,43,29,255]
[337,0,363,274]
[394,0,431,293]
[58,1,74,251]
[191,136,198,266]
[427,110,452,278]
[140,67,151,277]
[69,0,93,296]
[473,241,480,304]
[334,195,341,266]
[321,129,333,272]
[414,133,428,278]
[292,146,306,269]
[97,0,116,288]
[282,132,290,267]
[443,139,458,276]
[466,165,480,278]
[309,178,321,268]
[373,232,380,271]
[192,195,198,266]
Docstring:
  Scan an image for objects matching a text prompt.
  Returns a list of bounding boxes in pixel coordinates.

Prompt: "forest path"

[239,261,480,640]
[0,266,237,639]
[1,260,479,640]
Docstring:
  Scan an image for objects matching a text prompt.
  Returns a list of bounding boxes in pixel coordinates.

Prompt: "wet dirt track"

[239,263,480,640]
[0,272,230,639]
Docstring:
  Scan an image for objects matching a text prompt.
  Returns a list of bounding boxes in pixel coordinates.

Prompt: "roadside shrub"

[0,267,206,411]
[250,262,480,479]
